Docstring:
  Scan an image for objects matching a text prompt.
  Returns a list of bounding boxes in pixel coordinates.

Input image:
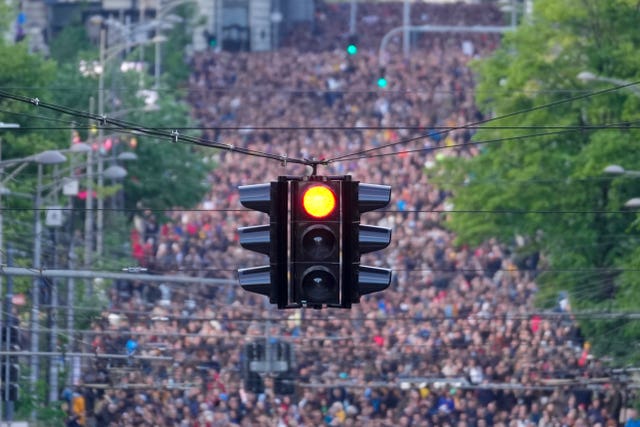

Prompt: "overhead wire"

[0,90,310,166]
[0,83,619,95]
[331,118,640,162]
[4,124,640,131]
[326,79,640,163]
[2,206,640,214]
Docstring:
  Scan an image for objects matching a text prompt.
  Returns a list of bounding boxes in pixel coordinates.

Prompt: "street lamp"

[117,151,138,161]
[577,71,640,97]
[603,164,640,177]
[624,198,640,209]
[603,164,640,209]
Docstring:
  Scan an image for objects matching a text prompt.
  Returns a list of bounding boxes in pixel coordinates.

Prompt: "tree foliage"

[45,14,211,214]
[433,0,640,361]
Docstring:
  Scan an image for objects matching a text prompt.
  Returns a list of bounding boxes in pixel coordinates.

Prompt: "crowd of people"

[64,1,639,426]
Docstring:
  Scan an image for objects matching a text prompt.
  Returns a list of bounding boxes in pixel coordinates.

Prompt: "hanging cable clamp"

[99,115,107,126]
[30,97,40,106]
[281,153,288,167]
[171,130,179,143]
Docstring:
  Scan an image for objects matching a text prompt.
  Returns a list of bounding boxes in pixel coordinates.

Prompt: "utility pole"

[3,246,16,423]
[30,164,43,412]
[349,0,357,35]
[96,26,106,267]
[67,227,77,387]
[48,227,59,403]
[403,0,410,60]
[85,97,94,291]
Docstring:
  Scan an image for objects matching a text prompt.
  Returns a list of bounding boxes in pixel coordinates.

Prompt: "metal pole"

[402,0,410,60]
[97,26,106,266]
[67,226,76,386]
[85,97,94,275]
[0,127,22,299]
[3,246,15,423]
[0,351,172,361]
[154,34,161,89]
[0,266,237,285]
[0,137,3,328]
[139,0,146,89]
[48,228,58,403]
[378,25,512,68]
[349,0,356,35]
[30,164,43,418]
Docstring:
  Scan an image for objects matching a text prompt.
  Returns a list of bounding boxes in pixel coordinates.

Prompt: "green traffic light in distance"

[347,44,358,55]
[377,77,388,88]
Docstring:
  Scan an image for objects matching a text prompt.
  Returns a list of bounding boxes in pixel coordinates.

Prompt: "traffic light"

[377,66,388,88]
[343,182,392,305]
[238,176,392,309]
[237,181,288,308]
[205,30,217,48]
[291,179,342,308]
[346,34,358,55]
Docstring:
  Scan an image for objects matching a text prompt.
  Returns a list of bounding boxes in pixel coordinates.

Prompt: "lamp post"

[378,24,511,71]
[150,2,190,89]
[0,122,20,304]
[0,121,19,423]
[30,150,67,413]
[94,24,166,263]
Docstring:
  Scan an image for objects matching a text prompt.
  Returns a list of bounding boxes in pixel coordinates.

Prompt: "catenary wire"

[1,207,639,214]
[5,124,640,131]
[332,118,640,162]
[0,90,310,166]
[326,80,640,163]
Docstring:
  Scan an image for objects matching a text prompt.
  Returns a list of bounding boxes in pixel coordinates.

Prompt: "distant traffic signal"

[237,176,392,309]
[376,66,388,88]
[205,30,217,48]
[346,34,359,55]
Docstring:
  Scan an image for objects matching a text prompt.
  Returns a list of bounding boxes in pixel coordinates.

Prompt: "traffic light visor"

[302,185,336,218]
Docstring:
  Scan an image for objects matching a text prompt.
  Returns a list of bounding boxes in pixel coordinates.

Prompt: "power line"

[0,90,310,166]
[1,206,639,214]
[18,306,640,324]
[0,84,616,96]
[333,118,640,162]
[326,80,640,163]
[4,124,640,131]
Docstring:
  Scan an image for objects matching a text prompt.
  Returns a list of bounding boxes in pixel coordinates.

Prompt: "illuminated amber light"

[303,185,336,218]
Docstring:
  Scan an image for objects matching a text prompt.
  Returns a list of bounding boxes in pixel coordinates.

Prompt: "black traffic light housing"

[238,176,392,309]
[346,34,359,55]
[291,178,342,308]
[237,181,288,308]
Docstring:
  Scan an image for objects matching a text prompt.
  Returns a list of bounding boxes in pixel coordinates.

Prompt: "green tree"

[433,0,640,361]
[45,16,211,215]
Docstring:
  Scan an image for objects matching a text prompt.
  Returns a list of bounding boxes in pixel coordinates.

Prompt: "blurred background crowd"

[59,1,638,426]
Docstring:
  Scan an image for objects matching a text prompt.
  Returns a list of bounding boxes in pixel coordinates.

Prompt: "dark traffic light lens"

[301,225,337,260]
[301,266,338,302]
